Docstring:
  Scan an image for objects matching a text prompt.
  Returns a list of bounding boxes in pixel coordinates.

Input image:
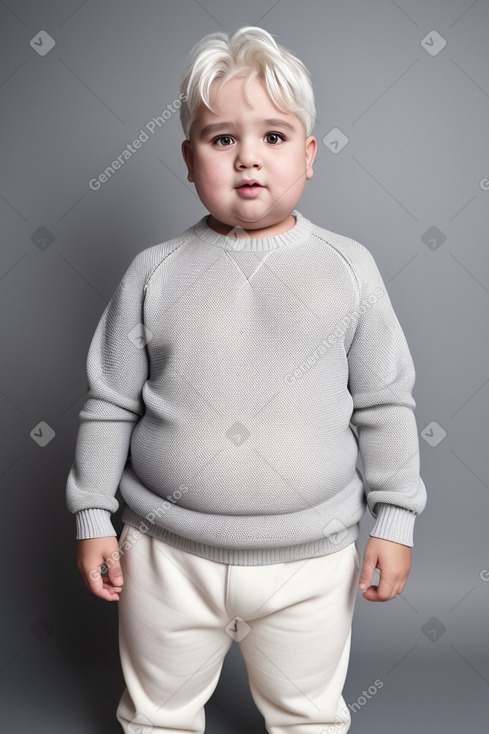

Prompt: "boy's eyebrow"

[264,118,297,132]
[199,118,298,139]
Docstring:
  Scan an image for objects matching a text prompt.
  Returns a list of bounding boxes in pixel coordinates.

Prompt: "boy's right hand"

[77,536,123,601]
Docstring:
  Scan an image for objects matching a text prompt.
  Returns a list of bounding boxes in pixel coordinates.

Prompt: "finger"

[363,574,398,602]
[86,564,121,601]
[358,554,377,591]
[105,553,124,590]
[101,576,122,600]
[85,565,105,596]
[377,568,404,599]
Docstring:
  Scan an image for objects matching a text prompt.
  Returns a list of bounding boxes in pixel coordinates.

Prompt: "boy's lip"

[235,179,265,197]
[235,179,264,188]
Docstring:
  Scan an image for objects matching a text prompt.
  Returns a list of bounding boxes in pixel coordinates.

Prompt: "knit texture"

[66,210,426,565]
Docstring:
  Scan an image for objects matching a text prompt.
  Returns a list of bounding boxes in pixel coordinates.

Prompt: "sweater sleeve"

[65,253,149,539]
[346,246,427,547]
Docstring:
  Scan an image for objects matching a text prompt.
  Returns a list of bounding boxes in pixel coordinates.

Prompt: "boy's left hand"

[358,537,411,602]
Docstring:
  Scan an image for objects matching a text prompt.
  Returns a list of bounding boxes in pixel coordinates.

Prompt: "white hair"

[179,26,316,139]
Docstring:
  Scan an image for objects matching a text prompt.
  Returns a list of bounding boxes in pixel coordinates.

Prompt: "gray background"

[1,0,488,732]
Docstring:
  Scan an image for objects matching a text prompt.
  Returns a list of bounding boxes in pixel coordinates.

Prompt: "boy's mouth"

[235,180,265,197]
[235,179,263,187]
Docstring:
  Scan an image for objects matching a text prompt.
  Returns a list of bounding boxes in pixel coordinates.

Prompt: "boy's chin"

[207,213,294,238]
[206,214,253,236]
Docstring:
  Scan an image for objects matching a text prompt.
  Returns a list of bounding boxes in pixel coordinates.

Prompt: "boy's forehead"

[191,76,304,136]
[208,73,277,111]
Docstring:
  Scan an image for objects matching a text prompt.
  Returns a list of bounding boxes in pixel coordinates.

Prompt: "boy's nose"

[235,143,263,169]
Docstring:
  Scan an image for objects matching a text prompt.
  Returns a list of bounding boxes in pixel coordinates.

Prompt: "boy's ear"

[305,135,318,180]
[181,139,194,182]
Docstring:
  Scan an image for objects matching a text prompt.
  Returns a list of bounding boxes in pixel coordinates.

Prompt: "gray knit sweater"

[66,210,426,565]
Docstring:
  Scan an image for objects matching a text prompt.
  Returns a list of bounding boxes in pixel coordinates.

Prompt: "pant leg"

[235,543,361,734]
[115,525,234,734]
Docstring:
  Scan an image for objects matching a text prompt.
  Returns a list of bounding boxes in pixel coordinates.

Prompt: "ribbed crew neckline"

[192,210,312,252]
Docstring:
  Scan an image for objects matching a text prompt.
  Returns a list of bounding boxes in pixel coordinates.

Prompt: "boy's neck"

[206,213,296,240]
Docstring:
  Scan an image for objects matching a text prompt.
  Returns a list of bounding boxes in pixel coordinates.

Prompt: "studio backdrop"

[1,1,488,733]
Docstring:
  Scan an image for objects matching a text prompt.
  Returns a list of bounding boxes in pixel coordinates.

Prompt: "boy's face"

[182,74,317,238]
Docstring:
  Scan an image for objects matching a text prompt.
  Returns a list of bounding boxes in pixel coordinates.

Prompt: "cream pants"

[116,523,361,734]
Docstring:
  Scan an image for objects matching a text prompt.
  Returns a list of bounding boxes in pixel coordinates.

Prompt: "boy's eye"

[265,132,285,144]
[213,132,286,146]
[214,135,235,146]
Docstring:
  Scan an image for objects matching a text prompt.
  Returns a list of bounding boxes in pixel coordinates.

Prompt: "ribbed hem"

[369,503,417,547]
[75,509,117,539]
[120,506,359,566]
[192,210,312,252]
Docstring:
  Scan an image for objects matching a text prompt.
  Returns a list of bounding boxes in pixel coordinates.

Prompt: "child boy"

[67,26,427,733]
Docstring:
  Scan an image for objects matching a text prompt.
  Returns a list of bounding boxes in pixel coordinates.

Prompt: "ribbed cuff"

[369,503,416,547]
[75,509,117,539]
